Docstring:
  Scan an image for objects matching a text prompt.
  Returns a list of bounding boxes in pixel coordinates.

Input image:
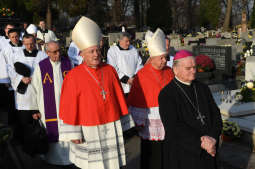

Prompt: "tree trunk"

[46,0,52,29]
[241,0,247,32]
[223,0,232,31]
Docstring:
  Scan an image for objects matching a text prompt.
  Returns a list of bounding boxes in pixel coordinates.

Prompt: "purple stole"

[39,57,71,142]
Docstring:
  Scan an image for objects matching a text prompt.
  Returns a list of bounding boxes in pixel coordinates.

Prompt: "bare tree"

[223,0,232,31]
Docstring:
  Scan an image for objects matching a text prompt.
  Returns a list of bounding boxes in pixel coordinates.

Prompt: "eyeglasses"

[48,49,60,54]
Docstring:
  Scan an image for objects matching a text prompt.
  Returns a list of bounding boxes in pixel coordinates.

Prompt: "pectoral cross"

[101,89,107,100]
[197,113,205,125]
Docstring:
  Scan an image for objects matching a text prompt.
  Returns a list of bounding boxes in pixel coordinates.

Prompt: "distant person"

[67,41,82,66]
[37,20,57,50]
[165,37,175,67]
[107,32,143,95]
[0,23,15,52]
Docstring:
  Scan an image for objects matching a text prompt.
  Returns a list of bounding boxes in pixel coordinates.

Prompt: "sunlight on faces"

[80,45,101,68]
[5,25,14,36]
[173,56,196,83]
[23,37,36,52]
[119,37,130,50]
[46,43,60,62]
[150,54,167,70]
[9,32,19,45]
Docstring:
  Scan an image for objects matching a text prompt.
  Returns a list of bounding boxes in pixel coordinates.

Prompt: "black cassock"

[158,78,222,169]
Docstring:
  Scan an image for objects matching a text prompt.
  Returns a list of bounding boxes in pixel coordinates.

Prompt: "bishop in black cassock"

[158,50,222,169]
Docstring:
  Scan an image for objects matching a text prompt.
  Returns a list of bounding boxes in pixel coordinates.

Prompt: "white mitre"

[145,28,167,57]
[26,24,37,34]
[72,16,102,51]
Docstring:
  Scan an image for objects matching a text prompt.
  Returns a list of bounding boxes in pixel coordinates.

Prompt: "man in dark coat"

[158,50,222,169]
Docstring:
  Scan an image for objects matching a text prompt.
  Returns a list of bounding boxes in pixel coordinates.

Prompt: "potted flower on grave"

[221,120,241,142]
[196,54,214,72]
[195,54,215,83]
[235,81,255,102]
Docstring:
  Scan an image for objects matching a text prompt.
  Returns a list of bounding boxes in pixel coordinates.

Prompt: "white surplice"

[37,29,57,43]
[59,120,126,169]
[68,42,83,66]
[30,59,71,165]
[107,45,143,93]
[0,36,10,52]
[7,50,47,110]
[0,42,23,85]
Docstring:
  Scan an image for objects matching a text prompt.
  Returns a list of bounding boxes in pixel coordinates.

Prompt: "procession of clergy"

[0,16,222,169]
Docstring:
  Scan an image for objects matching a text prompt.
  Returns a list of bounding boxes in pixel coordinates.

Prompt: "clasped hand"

[200,136,216,157]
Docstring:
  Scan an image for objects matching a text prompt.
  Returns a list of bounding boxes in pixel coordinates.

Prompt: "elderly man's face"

[5,25,14,36]
[46,43,60,62]
[119,37,130,49]
[9,32,19,45]
[23,37,36,52]
[151,54,167,70]
[81,45,101,68]
[174,57,196,83]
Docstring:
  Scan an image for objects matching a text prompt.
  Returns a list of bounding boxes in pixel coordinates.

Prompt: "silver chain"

[173,79,205,125]
[150,67,166,89]
[84,65,107,100]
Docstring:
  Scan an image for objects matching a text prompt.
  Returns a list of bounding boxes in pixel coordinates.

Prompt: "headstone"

[240,32,251,42]
[184,37,197,46]
[206,38,218,46]
[135,32,146,40]
[193,46,232,75]
[221,32,232,39]
[170,38,181,49]
[108,33,122,46]
[65,37,71,47]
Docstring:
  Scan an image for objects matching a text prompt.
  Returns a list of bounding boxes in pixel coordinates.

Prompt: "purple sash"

[39,57,71,142]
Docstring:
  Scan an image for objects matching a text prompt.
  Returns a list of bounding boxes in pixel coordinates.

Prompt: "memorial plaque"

[135,32,146,40]
[193,46,232,75]
[108,33,122,46]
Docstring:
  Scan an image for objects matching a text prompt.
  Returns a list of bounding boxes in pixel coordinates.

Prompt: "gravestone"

[206,38,218,46]
[170,38,181,49]
[184,37,197,46]
[135,32,146,40]
[193,46,232,74]
[108,33,122,46]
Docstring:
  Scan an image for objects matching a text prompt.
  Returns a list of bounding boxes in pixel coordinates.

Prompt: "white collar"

[175,76,191,86]
[50,59,60,66]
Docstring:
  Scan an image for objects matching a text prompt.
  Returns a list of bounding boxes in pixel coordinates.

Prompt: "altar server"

[107,32,143,95]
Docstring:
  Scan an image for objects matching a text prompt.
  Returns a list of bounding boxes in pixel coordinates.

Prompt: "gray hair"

[119,32,131,41]
[172,56,195,68]
[45,41,60,51]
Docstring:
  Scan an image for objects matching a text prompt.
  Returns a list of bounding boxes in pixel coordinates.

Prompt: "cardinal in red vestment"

[127,28,174,169]
[58,16,130,169]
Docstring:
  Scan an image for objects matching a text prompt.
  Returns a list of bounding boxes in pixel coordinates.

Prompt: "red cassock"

[59,63,129,126]
[127,64,174,108]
